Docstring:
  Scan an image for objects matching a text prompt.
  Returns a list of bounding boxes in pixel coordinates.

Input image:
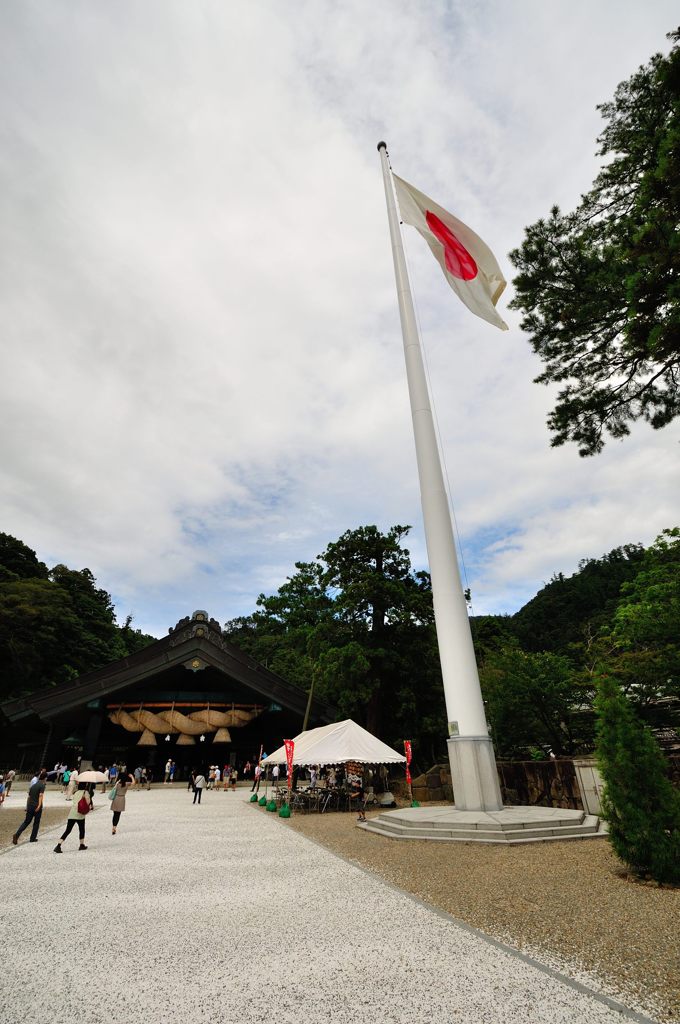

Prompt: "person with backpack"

[54,782,92,852]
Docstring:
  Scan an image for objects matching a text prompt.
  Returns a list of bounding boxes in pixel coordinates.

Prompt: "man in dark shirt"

[12,769,47,845]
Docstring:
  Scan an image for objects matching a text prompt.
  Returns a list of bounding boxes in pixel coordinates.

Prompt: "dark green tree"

[317,525,435,736]
[596,529,680,725]
[0,535,157,700]
[595,674,680,883]
[119,614,158,657]
[0,579,82,699]
[0,533,48,582]
[225,525,445,763]
[479,645,592,757]
[509,29,680,455]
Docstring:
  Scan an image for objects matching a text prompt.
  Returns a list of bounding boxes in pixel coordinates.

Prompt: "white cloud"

[0,0,677,637]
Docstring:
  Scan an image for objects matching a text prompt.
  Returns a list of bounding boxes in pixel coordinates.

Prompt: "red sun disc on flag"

[425,211,478,281]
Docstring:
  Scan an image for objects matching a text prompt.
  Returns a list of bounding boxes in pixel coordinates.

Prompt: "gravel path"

[1,788,668,1024]
[283,806,680,1023]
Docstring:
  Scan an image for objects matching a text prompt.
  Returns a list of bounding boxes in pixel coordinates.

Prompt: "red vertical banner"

[404,740,412,785]
[284,739,295,797]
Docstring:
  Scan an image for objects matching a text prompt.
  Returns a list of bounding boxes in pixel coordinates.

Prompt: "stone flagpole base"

[447,735,503,812]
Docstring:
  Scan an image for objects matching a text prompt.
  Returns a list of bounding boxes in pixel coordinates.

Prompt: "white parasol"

[72,770,109,783]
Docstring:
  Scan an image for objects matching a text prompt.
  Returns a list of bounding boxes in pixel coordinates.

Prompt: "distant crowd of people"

[7,761,140,852]
[4,751,376,850]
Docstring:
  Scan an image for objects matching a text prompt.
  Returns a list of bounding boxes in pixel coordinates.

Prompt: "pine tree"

[509,30,680,455]
[595,675,680,883]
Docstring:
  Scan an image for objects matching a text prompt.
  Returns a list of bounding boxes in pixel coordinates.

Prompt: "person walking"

[64,768,78,801]
[12,769,47,845]
[54,782,92,852]
[192,772,206,804]
[110,776,129,834]
[4,768,16,799]
[230,766,238,792]
[164,759,172,784]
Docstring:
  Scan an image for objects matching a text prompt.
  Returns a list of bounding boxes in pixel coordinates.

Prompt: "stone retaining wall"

[411,760,582,809]
[411,754,680,809]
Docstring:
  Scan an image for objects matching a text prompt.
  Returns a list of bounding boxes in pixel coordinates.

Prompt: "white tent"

[261,719,406,767]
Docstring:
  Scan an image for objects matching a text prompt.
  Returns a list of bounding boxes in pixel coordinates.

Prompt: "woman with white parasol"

[53,770,107,853]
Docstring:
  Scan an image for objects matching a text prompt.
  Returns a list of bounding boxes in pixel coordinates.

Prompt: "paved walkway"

[2,788,658,1024]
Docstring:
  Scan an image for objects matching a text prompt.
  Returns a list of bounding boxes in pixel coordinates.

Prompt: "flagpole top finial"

[377,141,387,152]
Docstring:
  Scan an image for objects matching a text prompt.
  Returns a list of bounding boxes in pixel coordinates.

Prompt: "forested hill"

[507,544,647,653]
[0,532,156,703]
[1,526,678,764]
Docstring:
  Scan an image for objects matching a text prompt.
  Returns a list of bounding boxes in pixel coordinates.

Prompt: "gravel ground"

[0,787,670,1024]
[279,805,680,1023]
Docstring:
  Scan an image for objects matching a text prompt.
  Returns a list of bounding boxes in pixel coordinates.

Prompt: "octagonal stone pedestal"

[358,805,607,844]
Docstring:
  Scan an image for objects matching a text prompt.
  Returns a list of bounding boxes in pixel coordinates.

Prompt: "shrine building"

[0,610,335,776]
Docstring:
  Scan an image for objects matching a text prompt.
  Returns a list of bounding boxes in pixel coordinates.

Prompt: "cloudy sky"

[1,1,677,638]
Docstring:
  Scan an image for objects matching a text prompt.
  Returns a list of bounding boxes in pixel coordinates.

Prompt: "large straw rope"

[109,706,259,736]
[108,708,187,734]
[187,709,255,728]
[158,709,206,735]
[108,709,144,733]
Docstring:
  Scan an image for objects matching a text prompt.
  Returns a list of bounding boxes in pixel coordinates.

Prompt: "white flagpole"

[378,142,502,811]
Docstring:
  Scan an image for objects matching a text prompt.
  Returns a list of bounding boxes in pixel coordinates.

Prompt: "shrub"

[595,675,680,883]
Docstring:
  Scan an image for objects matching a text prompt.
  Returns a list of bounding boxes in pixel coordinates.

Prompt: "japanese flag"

[393,175,508,331]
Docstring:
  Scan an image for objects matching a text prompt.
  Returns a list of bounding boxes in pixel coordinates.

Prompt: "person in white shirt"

[192,772,206,804]
[272,764,280,785]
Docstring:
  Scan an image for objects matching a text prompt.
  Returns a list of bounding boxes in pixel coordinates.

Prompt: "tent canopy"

[262,719,406,767]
